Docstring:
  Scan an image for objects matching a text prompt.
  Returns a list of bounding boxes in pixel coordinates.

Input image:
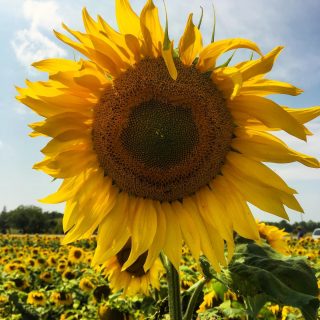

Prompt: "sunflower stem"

[161,253,183,320]
[183,277,207,320]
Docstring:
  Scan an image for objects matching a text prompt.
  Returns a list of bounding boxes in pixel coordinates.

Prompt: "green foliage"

[0,206,63,234]
[226,242,319,320]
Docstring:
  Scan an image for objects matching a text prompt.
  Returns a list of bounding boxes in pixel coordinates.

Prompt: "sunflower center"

[34,294,44,301]
[73,250,82,259]
[116,248,147,277]
[121,100,198,169]
[93,58,233,202]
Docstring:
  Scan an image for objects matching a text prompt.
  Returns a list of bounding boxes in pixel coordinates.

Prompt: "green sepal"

[210,2,216,43]
[162,0,170,51]
[215,50,237,69]
[197,6,204,30]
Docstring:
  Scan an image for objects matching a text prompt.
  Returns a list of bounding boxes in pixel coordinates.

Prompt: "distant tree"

[0,208,9,233]
[8,205,47,234]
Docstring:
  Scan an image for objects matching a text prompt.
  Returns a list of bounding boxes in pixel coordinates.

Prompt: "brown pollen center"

[93,58,234,202]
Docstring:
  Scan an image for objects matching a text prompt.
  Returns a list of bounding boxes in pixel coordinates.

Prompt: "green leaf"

[218,300,247,319]
[226,243,319,320]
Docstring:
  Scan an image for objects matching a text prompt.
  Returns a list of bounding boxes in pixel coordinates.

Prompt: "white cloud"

[0,140,3,148]
[23,0,62,30]
[11,0,66,68]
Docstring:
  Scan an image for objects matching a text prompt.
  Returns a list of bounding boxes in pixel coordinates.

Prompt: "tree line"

[265,219,320,234]
[0,205,63,234]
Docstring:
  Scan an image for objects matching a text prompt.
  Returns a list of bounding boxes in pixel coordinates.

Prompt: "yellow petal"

[29,112,91,137]
[212,176,260,241]
[196,187,233,244]
[92,193,130,264]
[122,198,157,271]
[64,178,116,243]
[40,133,89,156]
[197,38,262,72]
[162,41,177,80]
[32,58,79,74]
[237,46,283,81]
[241,78,303,96]
[222,164,289,219]
[39,176,81,204]
[229,95,307,140]
[82,8,100,35]
[54,29,121,76]
[285,106,320,125]
[116,0,141,37]
[140,0,164,57]
[212,66,243,99]
[232,128,319,168]
[226,152,296,194]
[144,202,166,271]
[161,202,182,271]
[178,14,202,66]
[172,201,201,261]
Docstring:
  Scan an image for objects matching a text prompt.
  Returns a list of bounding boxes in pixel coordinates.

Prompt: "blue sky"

[0,0,319,222]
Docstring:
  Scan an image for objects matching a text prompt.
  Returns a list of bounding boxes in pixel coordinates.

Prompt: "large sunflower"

[17,0,319,275]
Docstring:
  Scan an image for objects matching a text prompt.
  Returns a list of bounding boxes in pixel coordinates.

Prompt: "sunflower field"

[0,227,319,320]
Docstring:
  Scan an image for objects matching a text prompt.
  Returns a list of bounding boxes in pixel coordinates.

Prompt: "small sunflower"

[12,278,28,290]
[18,0,320,276]
[47,255,58,266]
[257,222,289,254]
[93,285,111,303]
[62,268,76,280]
[68,247,85,263]
[98,305,128,320]
[56,263,67,273]
[50,291,73,306]
[0,295,8,306]
[40,271,53,283]
[27,291,46,306]
[4,263,17,273]
[79,277,95,292]
[103,241,163,295]
[197,291,219,313]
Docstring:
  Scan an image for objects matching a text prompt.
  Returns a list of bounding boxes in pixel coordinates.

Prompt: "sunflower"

[4,263,17,273]
[103,241,163,295]
[47,255,58,266]
[79,277,95,292]
[62,268,76,280]
[40,271,53,283]
[68,247,85,263]
[0,295,8,306]
[50,291,73,306]
[197,291,219,313]
[93,285,111,303]
[98,305,128,320]
[56,263,67,273]
[27,291,46,306]
[18,0,320,276]
[257,222,289,254]
[12,277,28,290]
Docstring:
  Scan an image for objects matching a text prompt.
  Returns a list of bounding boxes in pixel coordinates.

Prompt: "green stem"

[161,253,183,320]
[183,278,207,320]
